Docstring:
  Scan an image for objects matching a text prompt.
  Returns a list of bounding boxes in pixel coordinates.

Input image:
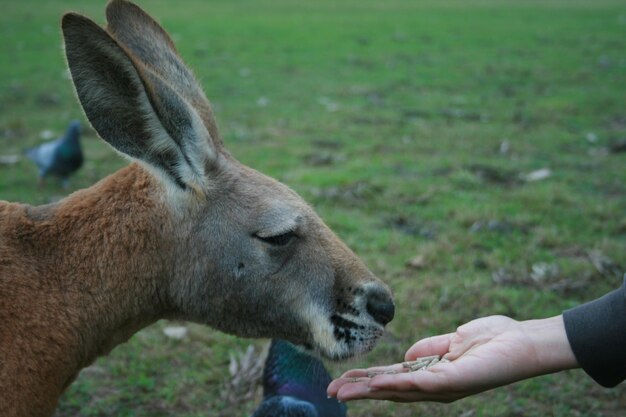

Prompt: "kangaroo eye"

[255,230,296,246]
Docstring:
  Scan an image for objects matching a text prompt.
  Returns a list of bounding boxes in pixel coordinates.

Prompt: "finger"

[336,383,451,403]
[339,363,407,379]
[354,363,407,376]
[368,364,457,392]
[336,363,478,403]
[329,363,409,397]
[327,376,371,397]
[405,333,454,361]
[355,388,466,403]
[368,371,422,391]
[333,379,372,401]
[338,369,369,378]
[326,377,370,401]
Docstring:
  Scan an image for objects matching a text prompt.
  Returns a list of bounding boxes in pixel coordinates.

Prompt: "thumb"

[405,333,454,361]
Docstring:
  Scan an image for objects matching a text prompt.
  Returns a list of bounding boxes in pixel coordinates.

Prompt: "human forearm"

[523,315,578,376]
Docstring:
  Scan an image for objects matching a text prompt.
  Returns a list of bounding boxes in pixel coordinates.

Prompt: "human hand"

[327,315,578,402]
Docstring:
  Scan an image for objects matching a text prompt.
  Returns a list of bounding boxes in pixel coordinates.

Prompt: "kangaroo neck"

[0,164,175,417]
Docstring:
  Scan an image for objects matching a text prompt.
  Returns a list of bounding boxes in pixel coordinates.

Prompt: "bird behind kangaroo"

[0,1,394,416]
[25,120,83,187]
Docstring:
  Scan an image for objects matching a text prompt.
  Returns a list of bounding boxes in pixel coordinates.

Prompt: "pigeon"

[26,120,83,187]
[251,339,347,417]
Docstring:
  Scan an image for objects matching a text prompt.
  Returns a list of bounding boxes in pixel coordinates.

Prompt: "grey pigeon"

[26,120,83,187]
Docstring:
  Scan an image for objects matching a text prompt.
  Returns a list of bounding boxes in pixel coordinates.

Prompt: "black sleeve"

[563,274,626,388]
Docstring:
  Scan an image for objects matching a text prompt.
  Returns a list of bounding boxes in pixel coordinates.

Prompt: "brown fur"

[1,166,171,416]
[0,2,394,416]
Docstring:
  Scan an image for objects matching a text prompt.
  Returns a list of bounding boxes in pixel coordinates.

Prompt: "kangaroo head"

[62,0,393,360]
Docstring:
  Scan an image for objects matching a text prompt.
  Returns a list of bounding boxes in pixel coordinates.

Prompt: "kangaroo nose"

[366,286,395,325]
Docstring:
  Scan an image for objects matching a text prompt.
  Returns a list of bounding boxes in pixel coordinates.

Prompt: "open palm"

[327,315,578,402]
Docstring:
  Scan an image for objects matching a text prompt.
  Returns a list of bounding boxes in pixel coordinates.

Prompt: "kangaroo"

[0,1,394,416]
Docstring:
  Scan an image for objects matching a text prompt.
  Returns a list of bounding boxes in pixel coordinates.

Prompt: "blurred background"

[1,0,625,416]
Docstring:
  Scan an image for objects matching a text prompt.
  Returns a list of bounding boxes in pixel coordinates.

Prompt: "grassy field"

[1,0,626,416]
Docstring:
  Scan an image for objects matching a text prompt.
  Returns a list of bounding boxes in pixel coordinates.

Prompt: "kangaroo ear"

[105,0,222,149]
[62,12,215,193]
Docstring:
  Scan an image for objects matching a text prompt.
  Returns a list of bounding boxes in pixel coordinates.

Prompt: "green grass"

[2,0,626,416]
